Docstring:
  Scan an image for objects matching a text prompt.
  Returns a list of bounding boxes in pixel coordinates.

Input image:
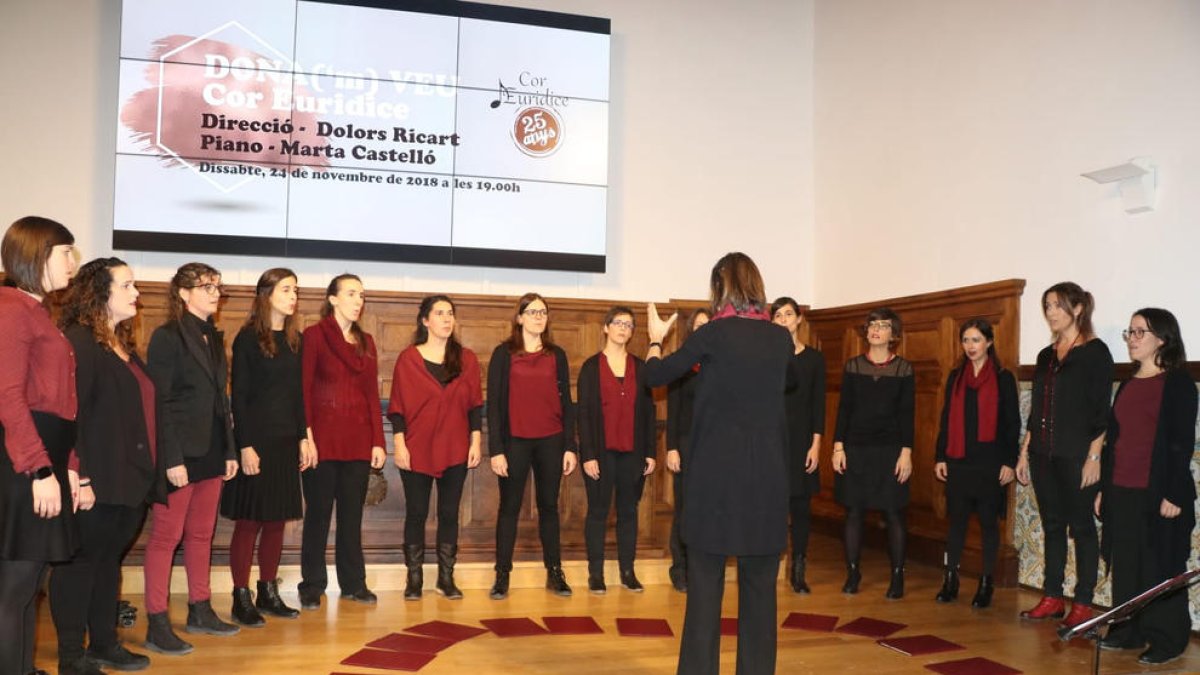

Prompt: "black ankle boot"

[185,599,240,636]
[620,568,644,592]
[790,556,810,594]
[435,543,463,599]
[971,575,994,608]
[57,657,103,675]
[404,543,424,601]
[144,613,193,655]
[256,579,299,618]
[935,567,959,603]
[546,566,573,596]
[489,570,510,600]
[842,563,861,594]
[231,587,265,627]
[885,567,905,599]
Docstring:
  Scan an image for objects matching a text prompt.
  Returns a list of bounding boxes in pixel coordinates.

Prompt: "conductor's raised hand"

[646,303,678,345]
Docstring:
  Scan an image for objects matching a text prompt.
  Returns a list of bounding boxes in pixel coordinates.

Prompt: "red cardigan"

[387,345,482,477]
[302,315,384,462]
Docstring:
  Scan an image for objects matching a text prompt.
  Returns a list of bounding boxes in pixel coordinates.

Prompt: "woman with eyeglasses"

[1016,282,1113,629]
[49,258,156,675]
[486,293,578,599]
[1094,309,1196,666]
[220,269,312,627]
[297,274,386,610]
[578,306,657,594]
[143,263,240,655]
[665,307,711,593]
[387,295,483,601]
[771,297,825,594]
[832,307,915,599]
[0,217,80,675]
[932,318,1020,608]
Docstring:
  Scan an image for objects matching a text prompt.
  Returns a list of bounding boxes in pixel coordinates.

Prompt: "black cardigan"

[666,369,699,456]
[486,343,576,456]
[1027,339,1114,459]
[576,353,657,463]
[1099,368,1198,578]
[934,364,1021,467]
[146,318,237,470]
[65,324,161,507]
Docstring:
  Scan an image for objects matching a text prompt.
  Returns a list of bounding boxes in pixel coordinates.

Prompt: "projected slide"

[114,0,610,271]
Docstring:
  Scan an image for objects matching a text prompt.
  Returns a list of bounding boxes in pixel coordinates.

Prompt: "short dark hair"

[604,305,635,326]
[2,216,74,294]
[1133,307,1187,372]
[860,307,902,341]
[771,296,802,319]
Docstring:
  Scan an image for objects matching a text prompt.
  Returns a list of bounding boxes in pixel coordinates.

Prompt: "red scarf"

[711,303,771,321]
[947,358,998,459]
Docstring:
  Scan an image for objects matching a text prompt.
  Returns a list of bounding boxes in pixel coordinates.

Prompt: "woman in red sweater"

[388,295,483,600]
[297,274,385,610]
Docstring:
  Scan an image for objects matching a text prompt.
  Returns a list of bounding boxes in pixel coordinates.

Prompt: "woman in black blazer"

[665,308,711,592]
[932,318,1020,608]
[142,262,240,655]
[486,292,578,599]
[49,258,158,674]
[1096,308,1197,666]
[578,306,657,594]
[645,252,794,675]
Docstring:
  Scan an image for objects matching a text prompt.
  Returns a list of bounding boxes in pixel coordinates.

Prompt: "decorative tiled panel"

[1015,382,1200,628]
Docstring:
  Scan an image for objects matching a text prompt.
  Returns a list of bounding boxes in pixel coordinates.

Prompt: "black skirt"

[834,443,910,510]
[220,435,304,522]
[0,412,80,561]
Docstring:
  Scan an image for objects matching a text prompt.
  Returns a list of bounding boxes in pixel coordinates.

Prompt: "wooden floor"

[33,535,1200,674]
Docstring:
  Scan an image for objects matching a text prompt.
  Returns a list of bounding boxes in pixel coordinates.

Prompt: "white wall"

[813,0,1200,362]
[0,0,815,305]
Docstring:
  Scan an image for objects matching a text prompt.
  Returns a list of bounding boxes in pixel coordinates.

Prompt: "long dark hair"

[709,252,766,315]
[505,292,556,354]
[1041,281,1096,341]
[167,262,220,321]
[246,268,301,357]
[414,294,463,379]
[682,307,712,341]
[957,317,1001,372]
[1133,307,1187,372]
[2,216,74,295]
[321,274,367,357]
[59,257,136,355]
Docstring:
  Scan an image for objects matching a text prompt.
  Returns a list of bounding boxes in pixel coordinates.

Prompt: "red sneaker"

[1062,603,1092,628]
[1020,596,1066,621]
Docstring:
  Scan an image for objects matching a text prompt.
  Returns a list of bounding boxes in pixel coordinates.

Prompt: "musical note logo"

[489,79,513,108]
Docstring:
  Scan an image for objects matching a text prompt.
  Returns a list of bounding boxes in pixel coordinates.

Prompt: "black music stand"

[1057,568,1200,675]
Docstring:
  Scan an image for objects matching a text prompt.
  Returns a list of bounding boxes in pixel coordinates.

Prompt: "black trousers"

[944,467,1003,574]
[677,550,779,675]
[789,494,811,560]
[1104,486,1191,657]
[495,434,564,572]
[669,471,687,580]
[49,504,145,662]
[1030,453,1099,604]
[584,450,646,575]
[399,463,468,548]
[299,460,370,594]
[0,559,45,674]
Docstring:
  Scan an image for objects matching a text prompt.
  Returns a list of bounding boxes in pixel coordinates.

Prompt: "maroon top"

[1112,373,1165,488]
[508,350,562,438]
[600,354,636,452]
[302,315,385,462]
[0,287,78,473]
[126,359,157,465]
[387,345,483,478]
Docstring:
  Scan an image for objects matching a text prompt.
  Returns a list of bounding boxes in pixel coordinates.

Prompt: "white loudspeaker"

[1080,157,1156,215]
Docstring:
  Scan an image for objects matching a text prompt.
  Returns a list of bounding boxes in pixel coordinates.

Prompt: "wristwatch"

[1087,453,1101,462]
[30,466,54,480]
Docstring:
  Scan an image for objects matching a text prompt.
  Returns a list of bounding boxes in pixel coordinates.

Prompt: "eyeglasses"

[609,320,634,330]
[190,283,224,296]
[866,320,893,331]
[1122,328,1155,341]
[523,308,548,318]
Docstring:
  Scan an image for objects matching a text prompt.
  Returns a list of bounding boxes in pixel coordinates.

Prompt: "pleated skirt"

[220,435,303,521]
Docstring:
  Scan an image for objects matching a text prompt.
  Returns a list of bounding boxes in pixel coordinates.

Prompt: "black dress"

[833,355,915,510]
[220,329,306,522]
[785,347,825,497]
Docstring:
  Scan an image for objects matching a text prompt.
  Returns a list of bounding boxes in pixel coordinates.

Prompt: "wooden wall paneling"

[805,280,1026,586]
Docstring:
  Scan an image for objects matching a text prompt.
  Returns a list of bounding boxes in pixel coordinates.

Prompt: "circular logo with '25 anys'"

[512,107,562,157]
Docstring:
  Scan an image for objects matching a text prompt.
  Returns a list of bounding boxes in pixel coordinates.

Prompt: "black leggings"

[0,559,46,674]
[399,463,468,547]
[944,484,1002,574]
[844,506,906,568]
[494,434,564,572]
[789,495,811,559]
